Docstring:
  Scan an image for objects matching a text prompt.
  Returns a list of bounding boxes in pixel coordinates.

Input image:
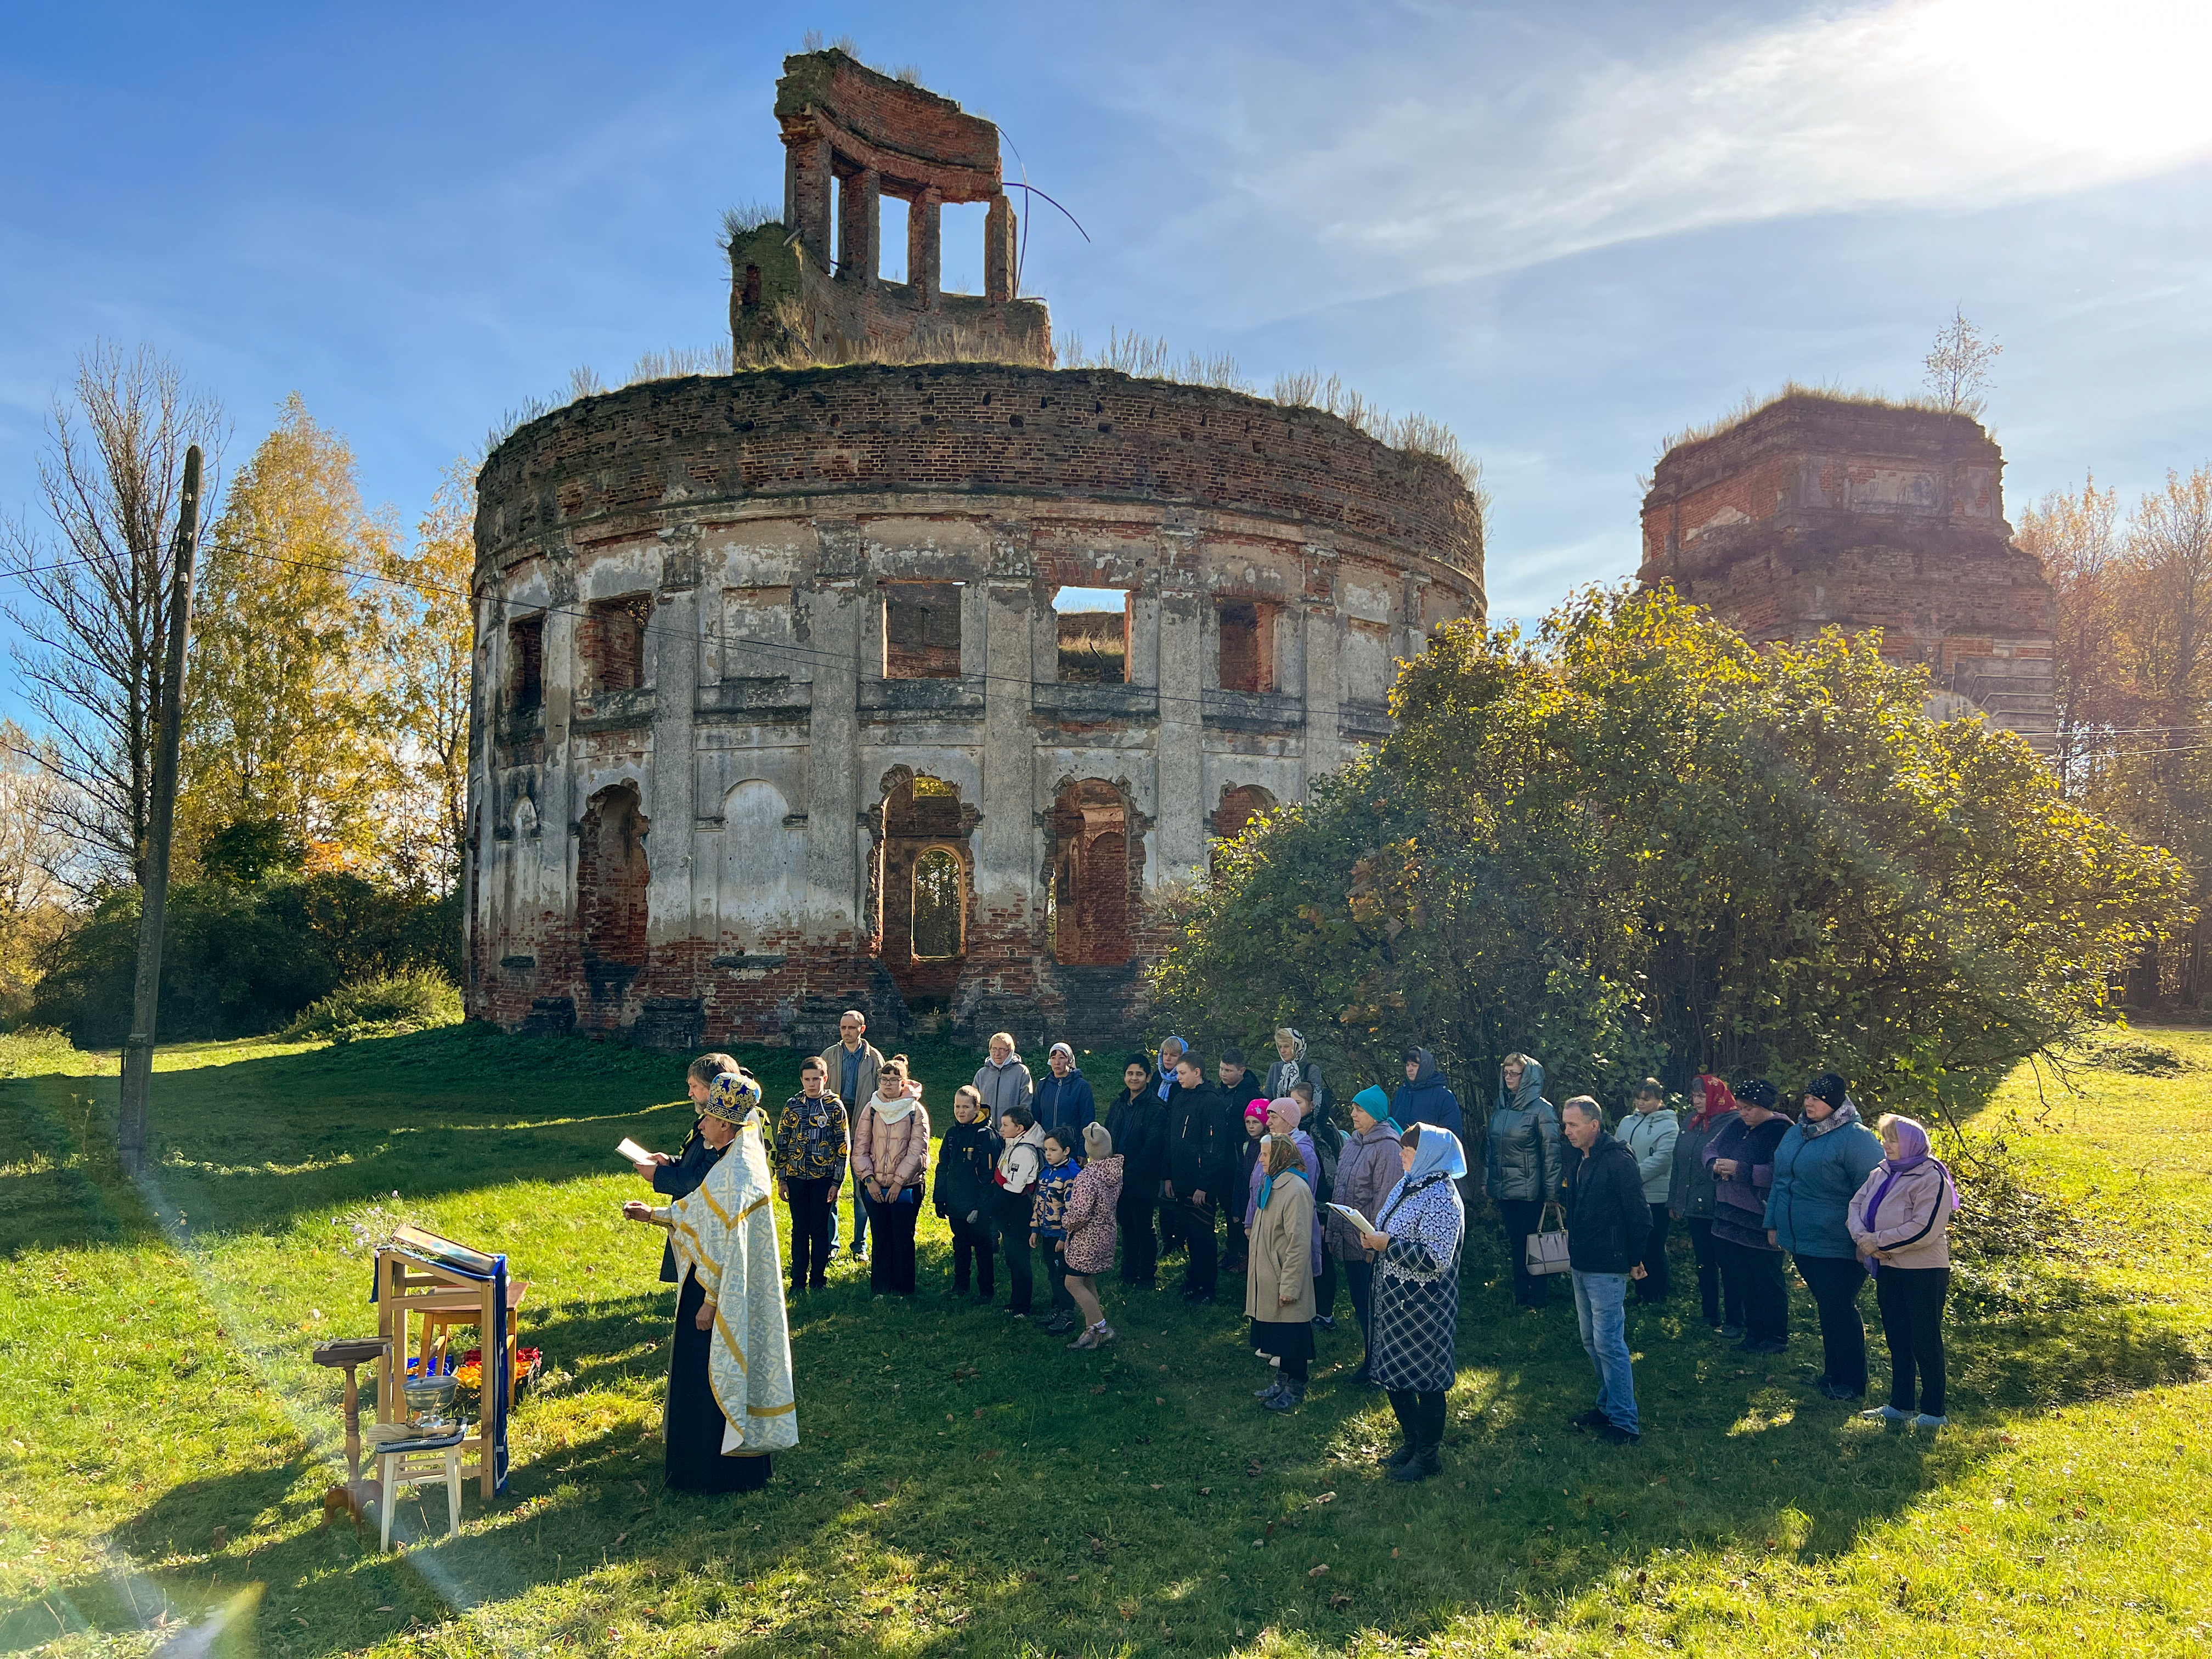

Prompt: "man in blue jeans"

[1560,1096,1650,1444]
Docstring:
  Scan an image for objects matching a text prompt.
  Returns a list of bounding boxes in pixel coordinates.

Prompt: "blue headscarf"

[1255,1134,1309,1212]
[1377,1123,1468,1224]
[1155,1036,1188,1099]
[1351,1084,1400,1135]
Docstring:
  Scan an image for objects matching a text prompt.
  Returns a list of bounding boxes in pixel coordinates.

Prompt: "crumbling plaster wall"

[465,363,1483,1048]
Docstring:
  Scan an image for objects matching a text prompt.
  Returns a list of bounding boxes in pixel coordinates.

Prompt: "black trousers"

[1635,1203,1671,1302]
[864,1189,921,1295]
[1498,1198,1550,1305]
[1001,1212,1036,1313]
[1165,1193,1218,1296]
[1314,1249,1339,1320]
[1387,1387,1449,1450]
[1794,1252,1869,1392]
[1116,1186,1159,1286]
[785,1178,836,1288]
[1874,1266,1950,1416]
[1717,1236,1789,1345]
[1343,1258,1375,1367]
[1686,1217,1743,1327]
[1045,1242,1073,1310]
[949,1215,996,1295]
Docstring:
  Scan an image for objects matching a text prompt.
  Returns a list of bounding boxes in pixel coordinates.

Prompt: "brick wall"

[477,364,1483,598]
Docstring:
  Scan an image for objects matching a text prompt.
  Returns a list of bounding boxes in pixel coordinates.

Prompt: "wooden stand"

[309,1336,392,1481]
[373,1248,519,1499]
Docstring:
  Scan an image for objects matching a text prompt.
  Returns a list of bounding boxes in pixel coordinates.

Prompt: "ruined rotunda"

[463,49,1487,1049]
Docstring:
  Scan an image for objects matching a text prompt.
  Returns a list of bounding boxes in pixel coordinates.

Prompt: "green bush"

[29,873,461,1045]
[0,1026,84,1079]
[281,970,464,1042]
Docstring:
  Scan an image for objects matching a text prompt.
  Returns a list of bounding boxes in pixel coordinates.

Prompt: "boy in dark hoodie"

[934,1085,1001,1302]
[1164,1053,1236,1304]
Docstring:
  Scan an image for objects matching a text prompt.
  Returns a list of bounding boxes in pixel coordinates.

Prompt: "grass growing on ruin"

[4,1025,2211,1658]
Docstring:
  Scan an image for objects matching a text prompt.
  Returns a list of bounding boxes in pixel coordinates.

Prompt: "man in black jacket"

[1163,1053,1235,1303]
[634,1053,739,1284]
[1561,1096,1649,1444]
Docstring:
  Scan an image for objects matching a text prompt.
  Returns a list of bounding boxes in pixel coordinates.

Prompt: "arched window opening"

[1051,780,1134,966]
[1210,783,1277,879]
[577,782,650,1013]
[911,848,964,959]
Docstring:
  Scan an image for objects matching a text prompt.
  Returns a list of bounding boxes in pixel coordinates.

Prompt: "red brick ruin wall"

[477,364,1482,586]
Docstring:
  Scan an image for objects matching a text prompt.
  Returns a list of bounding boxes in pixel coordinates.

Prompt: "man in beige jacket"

[821,1011,884,1261]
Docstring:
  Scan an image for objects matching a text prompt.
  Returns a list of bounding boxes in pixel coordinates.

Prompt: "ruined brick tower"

[726,51,1051,365]
[1638,393,2056,749]
[462,49,1486,1052]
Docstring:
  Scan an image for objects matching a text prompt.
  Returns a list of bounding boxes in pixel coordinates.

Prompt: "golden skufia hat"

[704,1068,764,1124]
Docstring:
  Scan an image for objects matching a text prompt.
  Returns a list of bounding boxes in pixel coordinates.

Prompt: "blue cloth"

[1573,1268,1637,1435]
[1351,1084,1393,1126]
[1392,1049,1464,1140]
[1155,1037,1186,1101]
[1376,1123,1467,1217]
[839,1047,862,1108]
[1765,1118,1885,1257]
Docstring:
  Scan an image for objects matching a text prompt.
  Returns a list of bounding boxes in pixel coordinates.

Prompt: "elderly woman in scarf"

[1765,1072,1885,1402]
[622,1068,798,1492]
[1329,1085,1403,1385]
[1263,1029,1329,1114]
[1358,1124,1467,1483]
[1848,1114,1960,1428]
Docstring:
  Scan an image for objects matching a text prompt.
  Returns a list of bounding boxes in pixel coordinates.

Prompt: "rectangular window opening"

[1216,598,1276,694]
[880,194,910,284]
[884,581,963,679]
[509,614,545,710]
[582,594,654,693]
[1054,586,1131,684]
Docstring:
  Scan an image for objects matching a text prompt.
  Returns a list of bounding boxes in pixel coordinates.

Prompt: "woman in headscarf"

[1104,1052,1167,1288]
[1848,1114,1960,1429]
[1327,1085,1403,1385]
[1263,1029,1329,1114]
[1243,1097,1323,1298]
[1245,1133,1318,1412]
[1767,1071,1884,1401]
[1703,1077,1794,1354]
[621,1068,797,1493]
[1359,1124,1467,1483]
[1483,1053,1562,1308]
[1668,1074,1745,1334]
[851,1055,932,1297]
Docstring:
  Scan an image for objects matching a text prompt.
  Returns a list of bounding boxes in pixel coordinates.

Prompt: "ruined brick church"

[464,50,1485,1051]
[462,49,2054,1052]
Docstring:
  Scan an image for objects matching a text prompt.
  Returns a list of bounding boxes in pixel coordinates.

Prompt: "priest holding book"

[623,1066,798,1492]
[631,1054,741,1285]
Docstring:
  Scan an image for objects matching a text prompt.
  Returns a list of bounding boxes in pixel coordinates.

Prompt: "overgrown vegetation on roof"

[1657,379,1959,456]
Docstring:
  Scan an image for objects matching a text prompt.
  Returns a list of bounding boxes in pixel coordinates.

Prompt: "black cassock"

[665,1267,772,1492]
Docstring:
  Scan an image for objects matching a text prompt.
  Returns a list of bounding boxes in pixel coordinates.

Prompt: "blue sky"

[5,0,2210,721]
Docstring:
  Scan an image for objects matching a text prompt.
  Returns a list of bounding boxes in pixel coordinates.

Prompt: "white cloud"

[1119,0,2212,320]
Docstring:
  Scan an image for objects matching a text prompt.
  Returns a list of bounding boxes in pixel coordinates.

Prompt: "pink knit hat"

[1244,1098,1269,1123]
[1268,1096,1305,1127]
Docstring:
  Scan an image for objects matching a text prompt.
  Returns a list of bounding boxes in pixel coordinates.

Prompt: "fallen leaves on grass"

[1329,1593,1353,1610]
[1307,1564,1329,1578]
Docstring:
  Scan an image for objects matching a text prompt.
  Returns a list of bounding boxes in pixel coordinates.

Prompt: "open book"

[616,1137,653,1165]
[1325,1203,1378,1235]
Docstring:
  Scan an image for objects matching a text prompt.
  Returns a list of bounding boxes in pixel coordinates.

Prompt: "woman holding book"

[622,1067,797,1492]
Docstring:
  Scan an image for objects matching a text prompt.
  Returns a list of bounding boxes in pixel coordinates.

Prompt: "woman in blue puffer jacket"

[1765,1071,1884,1402]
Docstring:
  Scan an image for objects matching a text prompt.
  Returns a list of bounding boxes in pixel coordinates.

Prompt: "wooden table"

[373,1250,525,1498]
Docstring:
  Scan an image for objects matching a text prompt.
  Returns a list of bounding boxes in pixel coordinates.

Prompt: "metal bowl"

[402,1373,458,1417]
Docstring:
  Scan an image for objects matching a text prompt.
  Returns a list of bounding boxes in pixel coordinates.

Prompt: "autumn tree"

[0,342,225,888]
[180,394,396,871]
[1154,588,2191,1116]
[0,722,72,1016]
[379,457,477,889]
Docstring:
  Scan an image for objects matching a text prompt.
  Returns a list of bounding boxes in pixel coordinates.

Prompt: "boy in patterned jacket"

[773,1057,849,1291]
[1030,1126,1084,1335]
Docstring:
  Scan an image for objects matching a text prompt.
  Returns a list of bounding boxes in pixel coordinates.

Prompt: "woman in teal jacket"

[1765,1072,1884,1402]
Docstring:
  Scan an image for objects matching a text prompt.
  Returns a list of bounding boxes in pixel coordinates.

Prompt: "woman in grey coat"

[1482,1054,1562,1308]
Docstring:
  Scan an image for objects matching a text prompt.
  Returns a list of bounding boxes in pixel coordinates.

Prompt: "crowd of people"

[622,1014,1961,1491]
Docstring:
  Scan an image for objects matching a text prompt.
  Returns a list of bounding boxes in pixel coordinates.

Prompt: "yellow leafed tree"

[380,456,477,888]
[180,394,397,871]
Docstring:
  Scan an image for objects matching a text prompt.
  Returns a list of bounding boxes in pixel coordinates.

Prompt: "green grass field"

[3,1023,2210,1658]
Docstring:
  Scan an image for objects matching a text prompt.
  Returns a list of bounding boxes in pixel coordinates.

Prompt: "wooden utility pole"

[117,444,201,1178]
